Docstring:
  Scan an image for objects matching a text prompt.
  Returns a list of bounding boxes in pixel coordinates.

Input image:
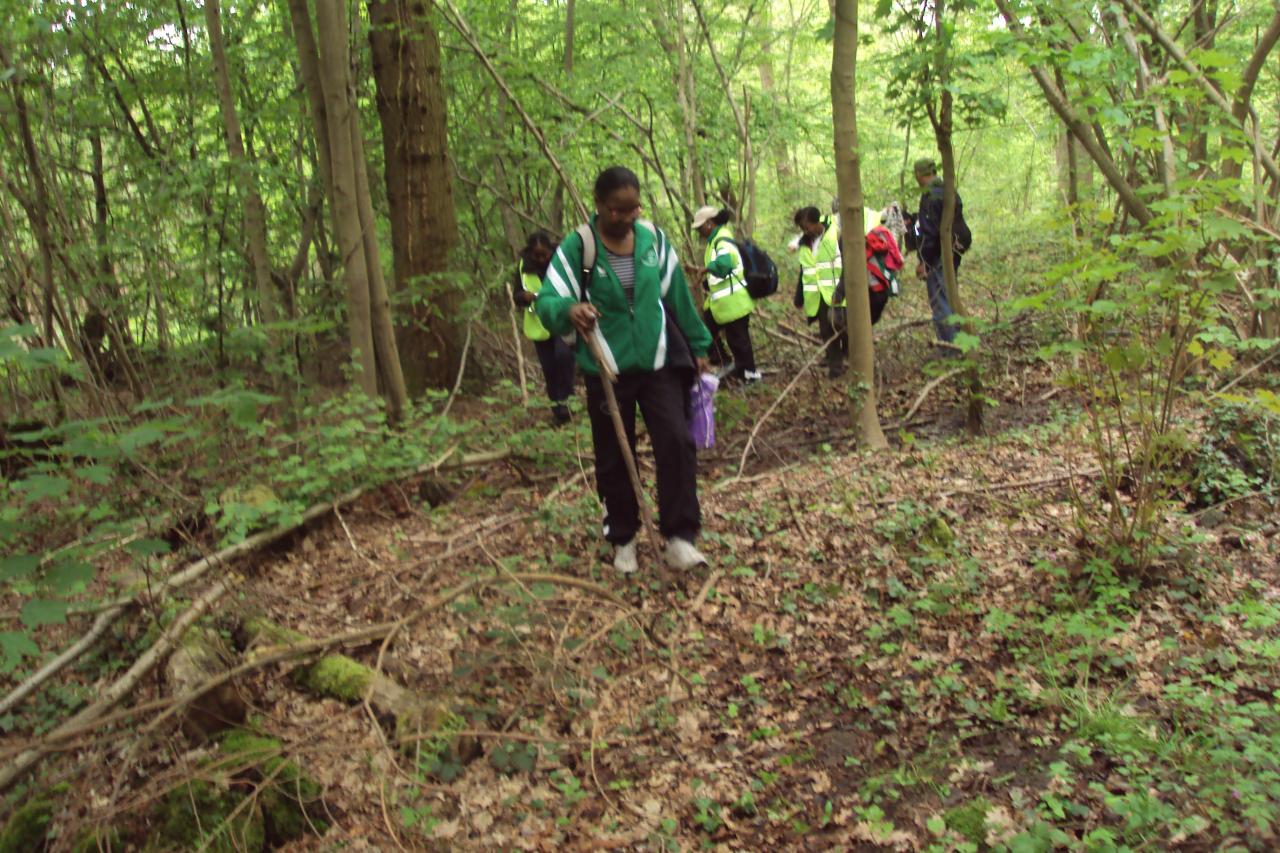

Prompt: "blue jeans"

[925,263,957,343]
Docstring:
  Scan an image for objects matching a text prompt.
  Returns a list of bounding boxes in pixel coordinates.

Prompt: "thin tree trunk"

[315,0,377,396]
[204,0,280,349]
[349,106,409,419]
[831,0,887,450]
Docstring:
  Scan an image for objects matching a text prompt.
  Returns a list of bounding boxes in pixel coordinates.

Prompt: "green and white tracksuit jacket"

[702,224,754,325]
[798,217,843,318]
[535,218,711,377]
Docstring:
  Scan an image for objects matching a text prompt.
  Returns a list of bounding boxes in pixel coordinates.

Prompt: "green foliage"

[1192,400,1279,506]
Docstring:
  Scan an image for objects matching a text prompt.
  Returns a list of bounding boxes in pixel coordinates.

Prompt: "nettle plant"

[1041,178,1277,582]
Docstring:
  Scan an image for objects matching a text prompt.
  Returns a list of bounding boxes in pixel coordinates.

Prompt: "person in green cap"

[912,157,972,347]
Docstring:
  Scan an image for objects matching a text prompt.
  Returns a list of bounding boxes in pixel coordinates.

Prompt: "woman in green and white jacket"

[534,166,712,576]
[692,206,759,383]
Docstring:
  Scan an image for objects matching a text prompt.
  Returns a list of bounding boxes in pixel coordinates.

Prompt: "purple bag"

[688,372,720,450]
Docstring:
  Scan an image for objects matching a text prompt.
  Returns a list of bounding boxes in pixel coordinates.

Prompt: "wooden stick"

[731,334,837,481]
[899,367,963,425]
[504,282,530,406]
[583,329,663,560]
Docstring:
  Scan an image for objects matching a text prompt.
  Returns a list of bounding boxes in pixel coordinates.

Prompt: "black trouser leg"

[534,338,575,404]
[816,302,846,367]
[635,367,701,541]
[722,315,755,376]
[702,310,730,367]
[869,288,889,326]
[585,373,640,545]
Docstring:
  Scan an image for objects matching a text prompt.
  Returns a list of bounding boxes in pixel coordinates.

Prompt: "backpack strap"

[573,220,657,298]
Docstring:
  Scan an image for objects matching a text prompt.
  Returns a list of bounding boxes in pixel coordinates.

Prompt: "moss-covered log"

[242,616,454,744]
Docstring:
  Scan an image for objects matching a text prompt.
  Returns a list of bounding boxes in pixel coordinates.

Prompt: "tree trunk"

[367,0,463,393]
[349,105,409,420]
[204,0,280,349]
[314,0,377,396]
[831,0,887,451]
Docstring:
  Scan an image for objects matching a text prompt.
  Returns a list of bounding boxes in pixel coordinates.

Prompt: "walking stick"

[583,328,664,562]
[503,282,530,406]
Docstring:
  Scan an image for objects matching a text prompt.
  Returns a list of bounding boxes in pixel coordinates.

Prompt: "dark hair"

[794,206,821,227]
[523,230,554,253]
[594,166,641,202]
[712,209,732,227]
[521,230,556,273]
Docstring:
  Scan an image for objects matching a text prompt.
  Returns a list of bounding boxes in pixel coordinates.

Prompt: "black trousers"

[870,288,889,326]
[704,311,756,377]
[533,337,575,404]
[816,301,848,366]
[584,367,700,545]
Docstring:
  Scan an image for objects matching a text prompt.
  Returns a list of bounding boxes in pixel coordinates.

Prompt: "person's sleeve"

[534,234,584,337]
[705,240,737,279]
[657,231,711,358]
[511,266,528,307]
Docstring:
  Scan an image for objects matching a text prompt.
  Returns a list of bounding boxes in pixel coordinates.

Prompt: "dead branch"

[899,367,964,425]
[731,334,838,482]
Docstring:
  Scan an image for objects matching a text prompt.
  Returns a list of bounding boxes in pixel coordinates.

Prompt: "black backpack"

[732,239,778,300]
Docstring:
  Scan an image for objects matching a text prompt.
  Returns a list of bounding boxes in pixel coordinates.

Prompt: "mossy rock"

[219,730,326,843]
[154,779,264,852]
[0,796,55,853]
[303,654,372,701]
[944,796,992,846]
[0,783,70,853]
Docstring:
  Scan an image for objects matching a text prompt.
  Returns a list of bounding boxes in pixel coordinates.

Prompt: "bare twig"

[899,367,964,425]
[731,334,837,481]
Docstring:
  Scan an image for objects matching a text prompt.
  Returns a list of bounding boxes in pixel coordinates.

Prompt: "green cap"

[913,157,937,177]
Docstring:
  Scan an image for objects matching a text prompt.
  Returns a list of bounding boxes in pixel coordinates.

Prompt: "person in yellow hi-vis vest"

[512,231,575,425]
[793,206,847,378]
[691,206,760,384]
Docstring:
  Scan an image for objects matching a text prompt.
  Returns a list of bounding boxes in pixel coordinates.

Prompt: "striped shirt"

[605,248,636,307]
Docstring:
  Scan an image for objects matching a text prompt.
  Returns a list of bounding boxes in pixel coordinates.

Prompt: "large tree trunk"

[367,0,462,393]
[204,0,280,347]
[831,0,887,451]
[314,0,377,396]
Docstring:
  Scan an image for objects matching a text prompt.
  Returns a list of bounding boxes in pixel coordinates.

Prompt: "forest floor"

[6,307,1280,851]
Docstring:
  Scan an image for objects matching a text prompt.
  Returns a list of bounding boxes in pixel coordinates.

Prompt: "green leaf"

[0,554,40,581]
[118,424,167,453]
[21,599,68,628]
[47,560,94,593]
[0,631,39,674]
[15,474,71,501]
[126,538,171,557]
[77,464,114,486]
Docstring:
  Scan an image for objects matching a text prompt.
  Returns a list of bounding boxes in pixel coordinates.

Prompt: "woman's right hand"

[569,303,601,335]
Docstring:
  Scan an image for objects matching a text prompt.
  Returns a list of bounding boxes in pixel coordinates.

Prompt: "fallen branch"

[731,334,838,481]
[0,575,235,793]
[898,367,964,425]
[0,449,508,722]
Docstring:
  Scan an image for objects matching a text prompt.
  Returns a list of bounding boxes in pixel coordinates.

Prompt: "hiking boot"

[551,403,572,426]
[613,541,638,575]
[827,361,847,379]
[664,537,708,571]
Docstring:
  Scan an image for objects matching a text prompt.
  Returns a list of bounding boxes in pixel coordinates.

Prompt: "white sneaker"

[664,537,708,571]
[613,541,639,574]
[743,370,762,383]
